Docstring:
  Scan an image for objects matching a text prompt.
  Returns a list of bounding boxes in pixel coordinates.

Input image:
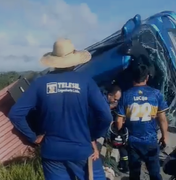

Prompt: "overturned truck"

[0,11,176,162]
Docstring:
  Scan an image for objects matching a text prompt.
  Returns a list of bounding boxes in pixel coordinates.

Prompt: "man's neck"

[50,67,74,74]
[133,82,146,86]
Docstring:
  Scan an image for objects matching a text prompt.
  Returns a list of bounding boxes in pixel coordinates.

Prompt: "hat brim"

[40,50,91,68]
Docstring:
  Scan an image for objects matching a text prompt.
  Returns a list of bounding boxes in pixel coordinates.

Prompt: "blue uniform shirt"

[89,93,111,140]
[103,93,109,104]
[117,85,169,144]
[8,72,112,160]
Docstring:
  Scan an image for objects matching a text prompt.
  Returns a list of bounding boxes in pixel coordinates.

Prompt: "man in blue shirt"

[84,84,122,180]
[91,84,122,144]
[116,63,168,180]
[8,39,112,180]
[103,85,122,110]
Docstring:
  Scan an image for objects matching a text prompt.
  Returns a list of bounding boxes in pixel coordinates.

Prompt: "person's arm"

[157,112,168,140]
[8,80,38,143]
[91,140,99,160]
[116,95,126,130]
[88,78,112,139]
[91,141,98,151]
[117,116,125,130]
[157,92,169,141]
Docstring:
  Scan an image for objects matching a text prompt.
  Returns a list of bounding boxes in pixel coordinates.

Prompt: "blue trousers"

[42,158,106,180]
[127,142,162,180]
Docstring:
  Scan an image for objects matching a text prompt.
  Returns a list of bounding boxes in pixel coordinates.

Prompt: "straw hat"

[40,39,91,68]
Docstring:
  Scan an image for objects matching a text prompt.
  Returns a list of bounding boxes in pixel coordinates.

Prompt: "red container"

[0,82,32,163]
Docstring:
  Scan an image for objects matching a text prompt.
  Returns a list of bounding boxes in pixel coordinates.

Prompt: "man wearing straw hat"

[9,39,112,180]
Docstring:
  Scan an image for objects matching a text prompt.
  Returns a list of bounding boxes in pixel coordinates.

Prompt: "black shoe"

[121,168,129,174]
[117,163,129,174]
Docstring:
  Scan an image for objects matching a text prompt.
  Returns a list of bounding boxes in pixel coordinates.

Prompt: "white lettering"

[73,83,80,90]
[130,102,152,121]
[58,83,63,88]
[57,82,80,90]
[134,96,148,101]
[47,82,81,94]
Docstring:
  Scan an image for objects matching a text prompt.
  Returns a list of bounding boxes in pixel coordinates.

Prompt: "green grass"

[0,148,44,180]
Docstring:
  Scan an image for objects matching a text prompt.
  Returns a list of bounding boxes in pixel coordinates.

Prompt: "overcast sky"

[0,0,176,71]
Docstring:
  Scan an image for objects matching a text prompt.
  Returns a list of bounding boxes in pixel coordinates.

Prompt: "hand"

[34,134,45,145]
[91,149,99,161]
[159,136,167,148]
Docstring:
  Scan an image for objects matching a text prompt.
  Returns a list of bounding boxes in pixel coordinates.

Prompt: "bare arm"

[157,112,168,140]
[91,141,98,151]
[91,140,99,160]
[116,95,125,130]
[116,116,125,130]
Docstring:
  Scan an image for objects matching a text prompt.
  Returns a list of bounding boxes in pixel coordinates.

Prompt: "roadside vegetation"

[0,148,44,180]
[0,72,19,90]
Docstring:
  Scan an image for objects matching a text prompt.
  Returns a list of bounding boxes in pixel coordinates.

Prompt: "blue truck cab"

[75,11,176,126]
[76,11,176,82]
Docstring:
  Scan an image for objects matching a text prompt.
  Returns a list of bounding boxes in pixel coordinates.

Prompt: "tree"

[0,72,19,90]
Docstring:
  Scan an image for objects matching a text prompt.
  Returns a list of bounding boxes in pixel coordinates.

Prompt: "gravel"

[97,131,176,180]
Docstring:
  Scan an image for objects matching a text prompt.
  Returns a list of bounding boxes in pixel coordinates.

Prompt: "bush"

[0,72,19,90]
[0,148,44,180]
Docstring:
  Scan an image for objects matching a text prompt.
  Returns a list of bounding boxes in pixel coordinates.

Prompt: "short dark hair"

[107,84,121,95]
[132,64,149,83]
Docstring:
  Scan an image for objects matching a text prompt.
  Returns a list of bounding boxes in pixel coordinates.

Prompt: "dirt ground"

[114,165,170,180]
[98,131,176,180]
